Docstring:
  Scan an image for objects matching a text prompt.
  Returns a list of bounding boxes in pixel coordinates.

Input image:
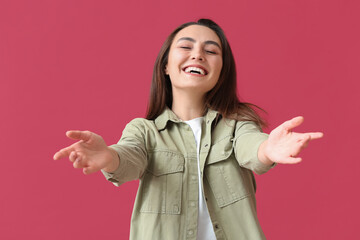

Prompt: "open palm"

[263,117,323,164]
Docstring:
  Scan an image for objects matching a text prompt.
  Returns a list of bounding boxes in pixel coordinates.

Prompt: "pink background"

[1,0,359,239]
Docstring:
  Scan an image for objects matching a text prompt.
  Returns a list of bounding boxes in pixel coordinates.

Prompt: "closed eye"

[206,50,217,54]
[180,46,191,49]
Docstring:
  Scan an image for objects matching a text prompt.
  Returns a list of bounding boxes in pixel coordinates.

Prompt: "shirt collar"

[154,107,219,131]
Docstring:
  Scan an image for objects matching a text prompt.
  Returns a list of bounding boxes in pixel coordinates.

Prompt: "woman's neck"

[171,90,205,121]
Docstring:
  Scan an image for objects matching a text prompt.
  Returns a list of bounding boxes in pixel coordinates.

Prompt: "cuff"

[100,145,127,185]
[235,132,276,175]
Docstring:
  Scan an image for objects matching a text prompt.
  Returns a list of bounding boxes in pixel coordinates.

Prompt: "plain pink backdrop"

[1,0,359,239]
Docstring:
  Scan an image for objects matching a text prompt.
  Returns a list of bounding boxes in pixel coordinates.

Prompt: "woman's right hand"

[53,131,120,174]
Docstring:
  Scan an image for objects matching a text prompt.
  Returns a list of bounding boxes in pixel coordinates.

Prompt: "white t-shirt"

[185,117,216,240]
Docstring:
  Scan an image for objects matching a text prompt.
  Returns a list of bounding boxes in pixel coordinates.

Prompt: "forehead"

[173,25,221,45]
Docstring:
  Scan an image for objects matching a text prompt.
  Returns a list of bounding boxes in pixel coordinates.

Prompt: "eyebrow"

[177,37,221,49]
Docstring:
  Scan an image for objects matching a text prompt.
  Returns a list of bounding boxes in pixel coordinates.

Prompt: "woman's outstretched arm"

[258,116,324,165]
[53,130,120,174]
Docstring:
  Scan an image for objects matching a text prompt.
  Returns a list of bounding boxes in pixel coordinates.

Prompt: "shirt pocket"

[139,151,185,214]
[205,136,253,208]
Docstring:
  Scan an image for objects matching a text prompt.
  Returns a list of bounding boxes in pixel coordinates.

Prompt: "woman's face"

[165,25,223,96]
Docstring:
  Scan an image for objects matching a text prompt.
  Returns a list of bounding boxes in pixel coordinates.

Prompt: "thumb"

[66,130,92,142]
[281,116,304,132]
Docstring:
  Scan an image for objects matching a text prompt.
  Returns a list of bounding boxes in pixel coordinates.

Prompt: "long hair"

[146,19,266,128]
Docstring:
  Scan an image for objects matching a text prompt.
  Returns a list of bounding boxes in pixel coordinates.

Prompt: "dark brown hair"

[146,19,266,128]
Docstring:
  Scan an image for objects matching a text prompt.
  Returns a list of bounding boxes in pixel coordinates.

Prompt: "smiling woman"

[147,19,265,127]
[53,19,323,240]
[165,25,223,119]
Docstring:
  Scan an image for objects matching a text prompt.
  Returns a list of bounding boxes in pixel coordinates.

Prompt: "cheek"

[215,60,223,77]
[168,49,184,65]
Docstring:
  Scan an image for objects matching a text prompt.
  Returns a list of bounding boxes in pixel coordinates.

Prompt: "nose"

[191,47,204,61]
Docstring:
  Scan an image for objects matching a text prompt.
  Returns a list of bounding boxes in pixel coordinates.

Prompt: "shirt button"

[190,202,196,207]
[191,175,197,181]
[188,230,194,235]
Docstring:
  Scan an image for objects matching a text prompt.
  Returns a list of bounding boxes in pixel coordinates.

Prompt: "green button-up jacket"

[102,108,274,240]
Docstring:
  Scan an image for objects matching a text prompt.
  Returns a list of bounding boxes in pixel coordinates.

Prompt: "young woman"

[54,19,323,240]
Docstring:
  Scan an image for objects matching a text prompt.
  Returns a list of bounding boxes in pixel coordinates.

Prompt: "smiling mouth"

[183,66,208,76]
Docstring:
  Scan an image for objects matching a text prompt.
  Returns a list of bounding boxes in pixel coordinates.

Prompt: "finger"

[297,140,309,151]
[53,152,63,160]
[298,134,311,144]
[297,132,323,150]
[66,130,92,142]
[73,154,87,169]
[308,132,324,140]
[282,156,302,164]
[69,151,77,163]
[73,158,81,168]
[83,167,90,175]
[73,159,84,168]
[282,116,304,132]
[53,144,77,160]
[83,162,102,174]
[83,166,96,175]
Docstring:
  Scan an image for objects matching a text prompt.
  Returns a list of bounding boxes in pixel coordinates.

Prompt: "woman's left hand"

[258,116,324,165]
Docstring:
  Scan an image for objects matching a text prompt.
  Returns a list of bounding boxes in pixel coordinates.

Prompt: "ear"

[165,65,169,75]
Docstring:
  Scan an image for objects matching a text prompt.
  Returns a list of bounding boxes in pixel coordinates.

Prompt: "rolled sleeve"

[101,119,148,186]
[233,122,276,175]
[101,145,129,186]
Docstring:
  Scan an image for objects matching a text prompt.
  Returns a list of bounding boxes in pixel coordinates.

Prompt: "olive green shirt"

[102,108,275,240]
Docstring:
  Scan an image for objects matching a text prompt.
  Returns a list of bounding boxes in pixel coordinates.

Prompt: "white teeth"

[184,67,205,75]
